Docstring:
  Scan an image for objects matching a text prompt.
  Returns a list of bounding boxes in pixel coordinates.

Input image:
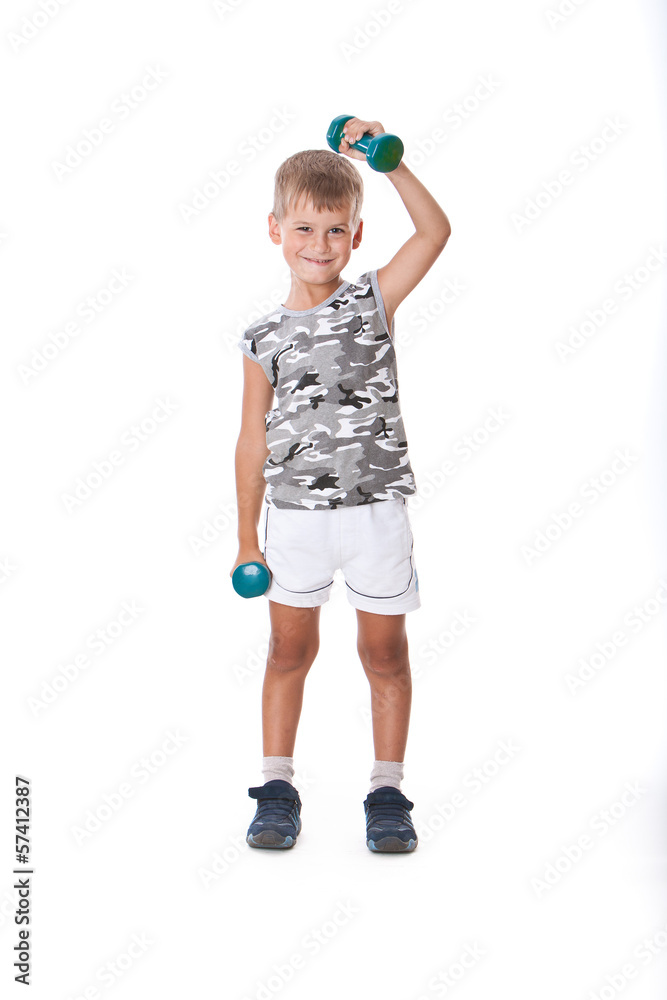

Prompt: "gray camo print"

[238,270,417,510]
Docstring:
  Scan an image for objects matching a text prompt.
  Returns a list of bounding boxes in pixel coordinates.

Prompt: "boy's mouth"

[303,257,333,265]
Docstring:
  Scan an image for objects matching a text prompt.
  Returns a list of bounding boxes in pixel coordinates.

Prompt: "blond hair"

[271,149,363,230]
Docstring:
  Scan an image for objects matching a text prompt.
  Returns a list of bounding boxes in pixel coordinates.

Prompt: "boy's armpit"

[369,269,393,339]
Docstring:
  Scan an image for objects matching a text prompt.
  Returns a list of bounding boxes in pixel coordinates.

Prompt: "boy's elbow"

[433,211,452,246]
[423,227,450,251]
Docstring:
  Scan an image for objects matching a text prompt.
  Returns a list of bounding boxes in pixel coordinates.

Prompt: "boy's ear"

[268,213,282,245]
[352,218,363,248]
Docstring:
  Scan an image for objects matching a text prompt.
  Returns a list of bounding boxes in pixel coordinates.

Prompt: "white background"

[1,0,666,997]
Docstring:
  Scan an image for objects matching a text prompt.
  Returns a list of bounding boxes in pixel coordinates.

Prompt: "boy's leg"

[356,610,411,761]
[357,609,417,852]
[246,600,319,850]
[262,600,321,756]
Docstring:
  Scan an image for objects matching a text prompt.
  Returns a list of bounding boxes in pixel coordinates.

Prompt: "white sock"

[262,755,295,786]
[369,759,404,793]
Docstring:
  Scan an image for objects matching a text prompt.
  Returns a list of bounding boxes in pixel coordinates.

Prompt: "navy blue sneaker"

[363,786,418,853]
[246,779,302,849]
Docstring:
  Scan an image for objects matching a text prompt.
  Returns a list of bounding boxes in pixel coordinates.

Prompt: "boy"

[232,117,451,853]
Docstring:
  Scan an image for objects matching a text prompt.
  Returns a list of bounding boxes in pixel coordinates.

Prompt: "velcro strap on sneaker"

[364,789,414,810]
[248,783,301,806]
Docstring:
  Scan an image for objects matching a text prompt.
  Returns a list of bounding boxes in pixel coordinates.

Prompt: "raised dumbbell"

[232,561,272,599]
[326,115,404,173]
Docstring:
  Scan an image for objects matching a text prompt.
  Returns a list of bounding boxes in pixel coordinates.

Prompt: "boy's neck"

[282,274,346,311]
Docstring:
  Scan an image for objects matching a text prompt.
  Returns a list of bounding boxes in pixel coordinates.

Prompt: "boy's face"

[268,196,363,285]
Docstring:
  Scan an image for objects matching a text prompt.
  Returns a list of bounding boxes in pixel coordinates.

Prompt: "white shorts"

[261,498,420,615]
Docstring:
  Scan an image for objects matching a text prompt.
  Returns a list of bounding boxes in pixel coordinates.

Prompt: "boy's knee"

[358,640,409,677]
[268,627,319,673]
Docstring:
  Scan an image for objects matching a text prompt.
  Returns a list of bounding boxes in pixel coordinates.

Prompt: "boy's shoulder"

[242,270,378,338]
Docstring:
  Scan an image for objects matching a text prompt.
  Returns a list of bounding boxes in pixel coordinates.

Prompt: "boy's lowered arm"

[376,161,451,323]
[233,355,273,566]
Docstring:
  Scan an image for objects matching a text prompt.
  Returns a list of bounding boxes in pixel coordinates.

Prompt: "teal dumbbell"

[232,562,272,599]
[326,115,404,173]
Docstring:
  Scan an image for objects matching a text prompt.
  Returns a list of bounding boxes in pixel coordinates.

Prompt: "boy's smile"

[268,197,363,310]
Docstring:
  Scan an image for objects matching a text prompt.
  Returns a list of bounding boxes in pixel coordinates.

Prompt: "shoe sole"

[367,836,417,853]
[246,818,302,849]
[247,832,296,849]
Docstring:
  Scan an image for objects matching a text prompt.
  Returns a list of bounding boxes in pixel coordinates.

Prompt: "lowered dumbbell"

[232,561,272,599]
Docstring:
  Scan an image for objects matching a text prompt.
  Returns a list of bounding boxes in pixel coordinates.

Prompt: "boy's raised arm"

[338,118,451,323]
[378,160,451,317]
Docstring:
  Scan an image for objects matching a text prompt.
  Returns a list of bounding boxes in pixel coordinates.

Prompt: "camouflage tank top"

[238,270,417,510]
